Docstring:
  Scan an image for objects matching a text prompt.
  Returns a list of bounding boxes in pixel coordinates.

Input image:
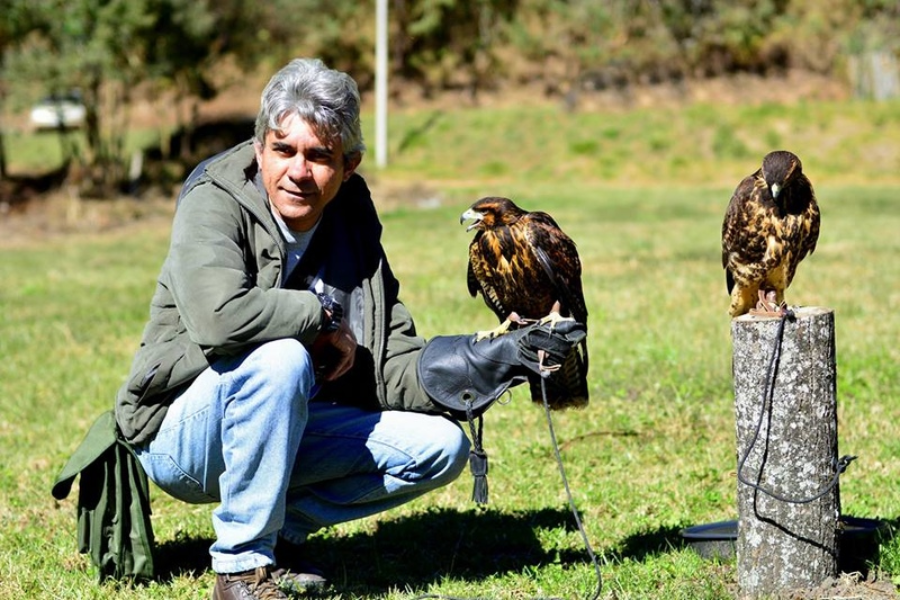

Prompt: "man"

[115,58,585,599]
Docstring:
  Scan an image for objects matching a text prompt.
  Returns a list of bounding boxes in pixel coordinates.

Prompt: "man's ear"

[343,152,362,181]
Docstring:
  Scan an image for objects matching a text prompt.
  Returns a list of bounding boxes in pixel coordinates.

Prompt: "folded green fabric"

[52,410,155,581]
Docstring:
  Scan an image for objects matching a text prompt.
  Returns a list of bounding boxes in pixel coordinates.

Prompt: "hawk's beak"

[770,183,782,199]
[460,208,484,232]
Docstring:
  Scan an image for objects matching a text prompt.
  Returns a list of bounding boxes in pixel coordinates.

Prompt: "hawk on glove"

[722,150,820,317]
[461,196,589,409]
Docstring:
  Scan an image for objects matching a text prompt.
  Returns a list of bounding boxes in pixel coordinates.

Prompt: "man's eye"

[308,150,333,163]
[271,143,294,157]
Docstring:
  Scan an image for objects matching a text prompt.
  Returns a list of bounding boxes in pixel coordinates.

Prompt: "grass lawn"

[1,97,899,599]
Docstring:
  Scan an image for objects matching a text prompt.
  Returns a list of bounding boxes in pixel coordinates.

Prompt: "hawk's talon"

[473,325,506,342]
[537,349,561,375]
[749,289,786,317]
[538,310,575,331]
[474,312,526,341]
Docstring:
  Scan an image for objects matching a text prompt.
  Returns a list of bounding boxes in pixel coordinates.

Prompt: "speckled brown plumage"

[722,151,820,317]
[461,196,588,408]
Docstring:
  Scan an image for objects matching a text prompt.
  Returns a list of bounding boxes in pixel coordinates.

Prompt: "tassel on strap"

[465,405,489,504]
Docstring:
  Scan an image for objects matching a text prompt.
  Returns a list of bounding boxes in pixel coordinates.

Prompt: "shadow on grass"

[153,505,593,593]
[154,534,216,582]
[149,511,898,595]
[611,524,689,563]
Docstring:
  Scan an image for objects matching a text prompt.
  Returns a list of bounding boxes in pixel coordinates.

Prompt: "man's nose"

[288,155,312,179]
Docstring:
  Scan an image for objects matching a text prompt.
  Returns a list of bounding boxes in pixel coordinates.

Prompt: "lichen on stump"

[731,307,840,599]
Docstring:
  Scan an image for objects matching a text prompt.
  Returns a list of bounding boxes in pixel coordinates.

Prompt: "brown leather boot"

[211,565,289,600]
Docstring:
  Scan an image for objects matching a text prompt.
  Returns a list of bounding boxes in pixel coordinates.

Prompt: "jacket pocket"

[128,353,180,405]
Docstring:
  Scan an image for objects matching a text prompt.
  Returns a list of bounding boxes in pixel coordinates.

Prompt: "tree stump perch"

[731,307,841,599]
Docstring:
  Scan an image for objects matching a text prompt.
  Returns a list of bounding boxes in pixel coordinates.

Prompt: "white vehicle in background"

[29,91,86,130]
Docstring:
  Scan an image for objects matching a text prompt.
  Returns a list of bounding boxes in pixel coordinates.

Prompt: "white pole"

[375,0,388,168]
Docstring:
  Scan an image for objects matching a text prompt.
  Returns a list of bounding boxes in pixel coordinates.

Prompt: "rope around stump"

[735,308,857,504]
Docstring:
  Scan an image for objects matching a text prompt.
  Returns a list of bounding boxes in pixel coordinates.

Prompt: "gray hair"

[255,58,365,161]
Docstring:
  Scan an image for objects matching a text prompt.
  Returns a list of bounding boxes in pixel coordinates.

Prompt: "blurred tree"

[504,0,635,105]
[670,0,789,76]
[391,0,520,100]
[0,0,46,180]
[4,0,150,193]
[0,0,318,195]
[270,0,376,88]
[4,0,176,194]
[502,0,900,103]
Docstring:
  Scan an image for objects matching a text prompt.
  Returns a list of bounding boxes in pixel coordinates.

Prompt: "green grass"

[364,98,900,187]
[7,97,900,190]
[2,98,900,599]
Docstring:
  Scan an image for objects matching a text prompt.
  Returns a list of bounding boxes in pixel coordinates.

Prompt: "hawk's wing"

[722,171,766,295]
[788,174,820,266]
[467,238,511,322]
[524,211,588,326]
[522,211,590,409]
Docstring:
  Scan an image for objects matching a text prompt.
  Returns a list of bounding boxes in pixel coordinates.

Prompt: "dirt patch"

[384,68,848,112]
[780,571,899,599]
[0,178,446,248]
[0,190,175,247]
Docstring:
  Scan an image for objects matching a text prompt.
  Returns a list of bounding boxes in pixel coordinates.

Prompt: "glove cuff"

[417,334,527,420]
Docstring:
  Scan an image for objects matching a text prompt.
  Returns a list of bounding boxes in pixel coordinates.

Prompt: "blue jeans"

[135,338,470,573]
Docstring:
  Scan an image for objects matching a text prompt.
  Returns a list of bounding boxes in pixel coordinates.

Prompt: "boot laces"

[244,566,287,600]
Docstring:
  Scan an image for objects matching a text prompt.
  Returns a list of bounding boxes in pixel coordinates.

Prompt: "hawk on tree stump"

[722,150,820,317]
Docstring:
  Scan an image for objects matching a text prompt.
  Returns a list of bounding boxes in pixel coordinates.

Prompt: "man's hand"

[310,319,357,382]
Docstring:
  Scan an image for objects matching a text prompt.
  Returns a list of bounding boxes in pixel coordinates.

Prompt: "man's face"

[254,113,360,232]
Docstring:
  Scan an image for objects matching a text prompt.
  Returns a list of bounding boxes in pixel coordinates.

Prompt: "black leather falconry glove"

[417,318,588,503]
[418,318,588,418]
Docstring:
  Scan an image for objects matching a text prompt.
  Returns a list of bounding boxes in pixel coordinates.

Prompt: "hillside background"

[1,0,899,206]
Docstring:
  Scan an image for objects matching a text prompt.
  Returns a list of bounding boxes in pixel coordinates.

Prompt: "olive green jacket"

[115,141,436,445]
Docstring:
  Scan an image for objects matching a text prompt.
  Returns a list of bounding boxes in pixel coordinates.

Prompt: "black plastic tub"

[680,520,738,560]
[680,516,887,571]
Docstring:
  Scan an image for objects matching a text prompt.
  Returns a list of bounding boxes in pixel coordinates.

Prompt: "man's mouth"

[283,187,315,201]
